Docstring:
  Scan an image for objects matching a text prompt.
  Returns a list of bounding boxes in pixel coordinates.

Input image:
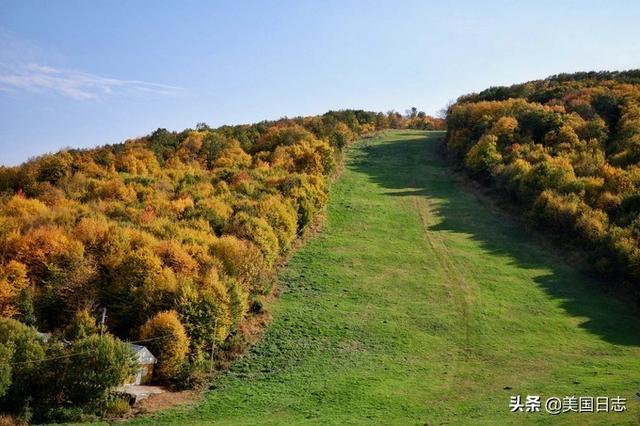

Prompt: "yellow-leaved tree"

[0,261,29,318]
[139,310,189,380]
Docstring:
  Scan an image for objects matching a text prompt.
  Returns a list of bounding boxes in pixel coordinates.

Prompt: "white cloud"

[0,62,185,100]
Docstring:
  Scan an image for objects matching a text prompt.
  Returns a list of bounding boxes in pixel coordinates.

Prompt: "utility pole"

[100,307,107,337]
[209,318,218,376]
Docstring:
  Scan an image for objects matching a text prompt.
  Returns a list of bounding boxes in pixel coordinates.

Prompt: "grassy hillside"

[132,131,640,425]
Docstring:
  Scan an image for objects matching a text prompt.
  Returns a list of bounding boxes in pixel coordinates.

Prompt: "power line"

[10,330,182,366]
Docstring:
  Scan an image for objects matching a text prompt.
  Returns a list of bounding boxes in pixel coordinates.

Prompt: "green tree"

[0,318,45,409]
[176,281,232,352]
[63,334,137,405]
[14,288,37,327]
[36,154,70,185]
[0,343,13,399]
[63,309,100,340]
[464,134,502,178]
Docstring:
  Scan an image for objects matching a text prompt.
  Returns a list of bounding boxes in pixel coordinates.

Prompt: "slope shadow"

[350,132,640,347]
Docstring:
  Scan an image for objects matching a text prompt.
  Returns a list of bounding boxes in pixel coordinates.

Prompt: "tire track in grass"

[406,137,480,354]
[399,133,483,403]
[414,196,477,352]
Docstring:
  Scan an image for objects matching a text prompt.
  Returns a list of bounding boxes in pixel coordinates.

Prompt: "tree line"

[445,70,640,301]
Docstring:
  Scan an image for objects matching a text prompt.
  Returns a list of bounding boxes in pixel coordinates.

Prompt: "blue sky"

[0,1,639,165]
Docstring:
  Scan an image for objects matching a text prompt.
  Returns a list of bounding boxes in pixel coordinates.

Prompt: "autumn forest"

[446,70,640,295]
[1,68,640,423]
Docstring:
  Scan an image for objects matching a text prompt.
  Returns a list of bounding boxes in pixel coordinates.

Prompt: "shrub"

[63,334,137,406]
[0,318,45,409]
[139,310,189,380]
[195,197,233,233]
[521,156,576,196]
[575,208,609,243]
[0,343,13,399]
[532,191,581,231]
[494,158,531,197]
[154,240,198,275]
[0,414,23,426]
[169,196,194,217]
[63,309,99,340]
[1,195,49,227]
[101,396,131,418]
[255,124,316,153]
[176,278,232,352]
[15,226,84,282]
[171,351,209,391]
[212,143,252,169]
[226,278,249,329]
[36,154,70,185]
[210,235,267,293]
[277,174,327,230]
[92,179,137,202]
[0,261,29,318]
[328,122,354,149]
[40,406,88,423]
[226,212,280,266]
[489,116,518,145]
[464,134,502,178]
[601,164,634,194]
[272,139,335,176]
[256,196,298,253]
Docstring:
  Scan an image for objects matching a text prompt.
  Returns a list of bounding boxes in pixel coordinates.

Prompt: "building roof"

[128,343,157,365]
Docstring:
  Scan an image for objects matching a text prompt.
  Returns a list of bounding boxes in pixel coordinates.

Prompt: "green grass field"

[132,130,640,425]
